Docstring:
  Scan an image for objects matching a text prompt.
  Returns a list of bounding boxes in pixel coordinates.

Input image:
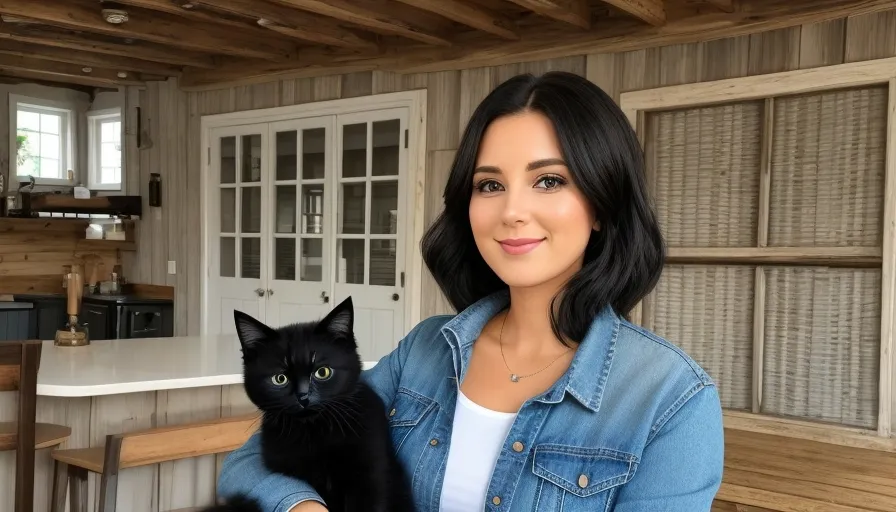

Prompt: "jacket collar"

[440,290,620,413]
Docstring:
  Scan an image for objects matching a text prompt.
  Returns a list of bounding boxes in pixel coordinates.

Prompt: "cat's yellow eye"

[313,366,333,381]
[271,374,289,386]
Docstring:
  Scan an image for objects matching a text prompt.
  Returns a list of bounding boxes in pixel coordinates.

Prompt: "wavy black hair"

[421,71,665,344]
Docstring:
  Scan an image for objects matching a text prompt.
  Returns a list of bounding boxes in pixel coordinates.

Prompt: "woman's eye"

[476,180,503,193]
[313,366,333,381]
[271,374,289,386]
[536,176,565,190]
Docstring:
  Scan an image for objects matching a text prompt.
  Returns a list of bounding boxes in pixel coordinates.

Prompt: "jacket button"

[578,474,589,488]
[389,408,396,417]
[430,438,439,446]
[511,441,524,452]
[492,496,501,505]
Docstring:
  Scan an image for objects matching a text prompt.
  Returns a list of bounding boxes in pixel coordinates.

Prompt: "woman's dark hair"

[421,71,665,344]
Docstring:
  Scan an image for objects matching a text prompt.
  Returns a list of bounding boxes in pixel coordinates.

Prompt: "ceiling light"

[181,2,195,8]
[82,67,93,73]
[102,9,129,24]
[257,18,273,27]
[117,72,128,78]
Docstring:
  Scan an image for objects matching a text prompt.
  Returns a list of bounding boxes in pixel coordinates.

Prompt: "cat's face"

[233,297,362,416]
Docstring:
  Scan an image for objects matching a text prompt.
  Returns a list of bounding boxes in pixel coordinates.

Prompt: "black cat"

[204,297,414,512]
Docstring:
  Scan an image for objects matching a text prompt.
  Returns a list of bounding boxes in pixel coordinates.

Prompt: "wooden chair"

[50,413,260,512]
[713,428,896,511]
[0,340,72,512]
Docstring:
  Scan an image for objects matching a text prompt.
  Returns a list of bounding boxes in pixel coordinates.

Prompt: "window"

[621,58,896,447]
[12,95,73,182]
[88,108,123,190]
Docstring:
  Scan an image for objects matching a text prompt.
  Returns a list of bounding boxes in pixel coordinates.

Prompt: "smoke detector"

[102,9,129,24]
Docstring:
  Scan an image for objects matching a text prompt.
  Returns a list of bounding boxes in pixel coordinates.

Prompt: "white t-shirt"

[439,390,518,511]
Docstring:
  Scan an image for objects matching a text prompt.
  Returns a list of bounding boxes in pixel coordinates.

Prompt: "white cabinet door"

[205,124,270,335]
[332,108,409,361]
[265,116,336,329]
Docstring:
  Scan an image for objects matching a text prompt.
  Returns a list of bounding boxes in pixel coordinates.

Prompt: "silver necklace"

[498,312,571,382]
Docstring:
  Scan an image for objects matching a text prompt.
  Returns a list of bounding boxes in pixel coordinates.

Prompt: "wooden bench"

[713,428,896,511]
[0,340,72,512]
[49,413,260,512]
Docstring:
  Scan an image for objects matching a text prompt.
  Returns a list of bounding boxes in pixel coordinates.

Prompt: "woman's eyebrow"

[474,158,567,174]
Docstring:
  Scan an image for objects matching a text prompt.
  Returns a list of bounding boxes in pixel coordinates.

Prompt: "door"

[265,116,336,328]
[333,108,409,361]
[206,123,269,335]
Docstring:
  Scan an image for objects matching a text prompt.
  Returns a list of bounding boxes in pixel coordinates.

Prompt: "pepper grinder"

[55,269,89,347]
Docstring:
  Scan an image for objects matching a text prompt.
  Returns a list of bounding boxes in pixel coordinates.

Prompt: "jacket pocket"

[387,388,436,452]
[532,444,638,511]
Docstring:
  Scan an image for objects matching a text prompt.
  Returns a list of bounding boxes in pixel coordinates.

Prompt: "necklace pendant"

[510,374,519,382]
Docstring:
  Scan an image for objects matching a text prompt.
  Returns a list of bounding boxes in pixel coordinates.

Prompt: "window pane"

[39,158,60,178]
[336,239,364,284]
[340,183,366,234]
[372,119,400,177]
[101,167,120,184]
[41,133,60,160]
[101,141,121,168]
[342,123,366,178]
[16,131,37,176]
[241,134,262,183]
[41,113,61,135]
[17,111,40,132]
[221,136,236,184]
[101,120,115,141]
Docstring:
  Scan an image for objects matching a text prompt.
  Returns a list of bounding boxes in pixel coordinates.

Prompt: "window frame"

[9,93,75,186]
[87,107,123,191]
[620,56,896,450]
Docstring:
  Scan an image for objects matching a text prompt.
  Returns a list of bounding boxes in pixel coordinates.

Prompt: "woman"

[218,72,724,511]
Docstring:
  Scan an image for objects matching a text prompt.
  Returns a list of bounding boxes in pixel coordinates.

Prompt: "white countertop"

[36,335,377,398]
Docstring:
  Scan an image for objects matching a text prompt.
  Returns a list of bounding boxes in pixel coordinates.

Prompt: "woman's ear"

[593,219,601,232]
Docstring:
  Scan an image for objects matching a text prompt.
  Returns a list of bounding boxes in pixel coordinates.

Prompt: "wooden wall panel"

[126,8,896,331]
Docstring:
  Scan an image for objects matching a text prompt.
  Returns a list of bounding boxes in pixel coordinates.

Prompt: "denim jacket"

[218,292,725,511]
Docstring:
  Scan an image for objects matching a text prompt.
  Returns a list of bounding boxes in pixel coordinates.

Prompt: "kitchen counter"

[36,334,377,397]
[15,292,173,304]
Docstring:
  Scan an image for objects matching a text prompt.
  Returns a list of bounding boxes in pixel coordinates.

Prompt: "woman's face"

[469,110,598,290]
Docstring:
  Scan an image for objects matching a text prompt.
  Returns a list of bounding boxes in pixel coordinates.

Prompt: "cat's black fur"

[203,297,414,512]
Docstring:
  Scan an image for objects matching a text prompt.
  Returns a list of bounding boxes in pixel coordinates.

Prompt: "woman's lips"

[498,238,544,255]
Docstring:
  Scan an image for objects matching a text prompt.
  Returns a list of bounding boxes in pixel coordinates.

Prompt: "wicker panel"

[762,267,880,429]
[769,86,887,247]
[649,265,754,410]
[646,101,762,247]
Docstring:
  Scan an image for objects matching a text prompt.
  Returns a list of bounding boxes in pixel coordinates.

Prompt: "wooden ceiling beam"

[0,54,142,88]
[112,0,260,30]
[392,0,518,40]
[191,0,377,49]
[600,0,665,25]
[270,0,453,46]
[182,0,896,89]
[705,0,736,12]
[0,24,215,69]
[506,0,592,29]
[0,0,297,61]
[0,40,182,76]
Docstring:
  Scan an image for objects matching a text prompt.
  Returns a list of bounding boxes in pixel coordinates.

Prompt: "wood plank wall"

[122,9,896,341]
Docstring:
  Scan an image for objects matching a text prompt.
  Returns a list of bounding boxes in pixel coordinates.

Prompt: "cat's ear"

[316,296,354,341]
[234,310,277,352]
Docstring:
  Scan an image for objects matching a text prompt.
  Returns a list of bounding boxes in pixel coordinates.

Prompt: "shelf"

[1,218,137,251]
[78,239,137,251]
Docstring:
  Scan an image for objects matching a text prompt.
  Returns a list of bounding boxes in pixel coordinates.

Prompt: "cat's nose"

[297,394,310,408]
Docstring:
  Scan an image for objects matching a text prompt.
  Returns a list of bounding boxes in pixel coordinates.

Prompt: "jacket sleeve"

[216,319,428,512]
[612,384,725,512]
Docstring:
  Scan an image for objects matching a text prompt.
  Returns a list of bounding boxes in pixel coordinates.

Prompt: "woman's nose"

[500,185,531,226]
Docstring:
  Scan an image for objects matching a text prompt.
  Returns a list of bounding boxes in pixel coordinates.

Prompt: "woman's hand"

[289,502,328,511]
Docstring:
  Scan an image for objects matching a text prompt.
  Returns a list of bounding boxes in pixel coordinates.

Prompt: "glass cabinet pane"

[275,186,297,234]
[371,181,398,234]
[220,189,235,233]
[241,134,262,183]
[337,239,365,284]
[342,123,367,178]
[302,184,324,235]
[275,238,296,280]
[220,237,235,277]
[241,238,261,279]
[370,240,396,286]
[303,128,326,179]
[221,136,236,184]
[241,187,262,233]
[301,238,323,282]
[372,119,400,177]
[340,183,366,234]
[276,130,297,180]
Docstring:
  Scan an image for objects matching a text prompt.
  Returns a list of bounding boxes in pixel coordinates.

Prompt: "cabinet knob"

[392,293,399,301]
[254,288,265,297]
[267,289,274,296]
[320,291,329,303]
